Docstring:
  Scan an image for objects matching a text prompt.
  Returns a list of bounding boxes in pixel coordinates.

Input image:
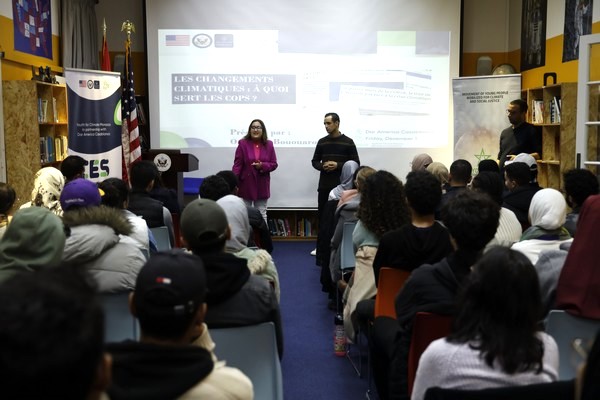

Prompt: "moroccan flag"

[121,39,142,181]
[101,30,111,71]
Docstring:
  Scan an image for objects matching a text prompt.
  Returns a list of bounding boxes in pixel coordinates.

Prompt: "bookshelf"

[521,83,577,189]
[267,208,318,240]
[1,80,69,207]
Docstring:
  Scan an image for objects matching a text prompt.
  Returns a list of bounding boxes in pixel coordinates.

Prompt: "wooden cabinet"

[522,83,577,189]
[1,80,69,207]
[267,208,318,240]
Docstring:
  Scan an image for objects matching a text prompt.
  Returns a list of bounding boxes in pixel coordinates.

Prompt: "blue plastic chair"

[545,309,600,380]
[210,322,283,400]
[150,226,172,251]
[100,292,138,342]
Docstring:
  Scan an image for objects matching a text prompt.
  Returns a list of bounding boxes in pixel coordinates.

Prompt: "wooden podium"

[142,149,199,207]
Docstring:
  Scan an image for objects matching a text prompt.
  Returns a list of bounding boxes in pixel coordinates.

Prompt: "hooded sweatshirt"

[108,341,214,400]
[0,207,66,283]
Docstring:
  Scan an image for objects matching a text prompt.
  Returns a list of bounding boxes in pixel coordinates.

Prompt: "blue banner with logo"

[64,68,123,182]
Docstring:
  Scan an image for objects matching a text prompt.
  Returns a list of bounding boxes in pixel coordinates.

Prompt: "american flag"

[165,34,190,46]
[121,39,142,181]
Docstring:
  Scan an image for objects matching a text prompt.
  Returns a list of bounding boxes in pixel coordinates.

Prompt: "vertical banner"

[453,74,521,174]
[64,68,123,182]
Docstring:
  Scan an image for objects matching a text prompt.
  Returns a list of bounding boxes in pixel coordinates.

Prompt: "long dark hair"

[356,170,410,238]
[447,247,545,374]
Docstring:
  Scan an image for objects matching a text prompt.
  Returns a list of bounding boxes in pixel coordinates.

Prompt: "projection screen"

[145,0,462,207]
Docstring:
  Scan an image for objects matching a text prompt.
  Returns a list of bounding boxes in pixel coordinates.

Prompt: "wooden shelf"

[2,81,69,207]
[522,82,577,189]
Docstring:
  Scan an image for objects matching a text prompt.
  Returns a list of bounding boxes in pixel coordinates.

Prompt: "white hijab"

[529,188,567,230]
[20,167,65,216]
[216,194,250,253]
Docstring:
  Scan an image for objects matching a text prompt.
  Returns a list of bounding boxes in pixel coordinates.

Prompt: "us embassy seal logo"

[193,34,213,48]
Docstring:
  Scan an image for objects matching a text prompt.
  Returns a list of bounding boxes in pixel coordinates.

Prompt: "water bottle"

[334,313,346,356]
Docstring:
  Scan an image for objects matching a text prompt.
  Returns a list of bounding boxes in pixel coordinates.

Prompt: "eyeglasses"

[251,126,263,130]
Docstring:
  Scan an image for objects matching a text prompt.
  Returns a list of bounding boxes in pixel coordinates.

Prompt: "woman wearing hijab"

[19,166,65,216]
[216,194,280,301]
[328,160,359,201]
[511,188,572,265]
[410,153,433,172]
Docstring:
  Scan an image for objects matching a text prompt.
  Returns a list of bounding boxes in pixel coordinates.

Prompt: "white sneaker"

[310,248,317,256]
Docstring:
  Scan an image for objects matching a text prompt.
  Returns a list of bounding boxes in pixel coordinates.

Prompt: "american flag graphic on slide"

[166,35,190,46]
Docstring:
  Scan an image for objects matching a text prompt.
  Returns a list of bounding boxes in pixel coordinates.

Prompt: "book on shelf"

[277,219,286,236]
[532,100,544,124]
[283,219,291,236]
[136,102,147,125]
[551,96,561,123]
[304,218,312,237]
[268,219,278,236]
[52,97,58,122]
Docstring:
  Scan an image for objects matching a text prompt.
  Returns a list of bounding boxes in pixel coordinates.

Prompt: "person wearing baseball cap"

[107,250,253,400]
[60,178,146,293]
[180,199,283,358]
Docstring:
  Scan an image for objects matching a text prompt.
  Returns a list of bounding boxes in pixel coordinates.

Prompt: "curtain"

[61,0,99,69]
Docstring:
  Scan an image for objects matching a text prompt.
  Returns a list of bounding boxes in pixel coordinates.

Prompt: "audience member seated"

[511,188,572,265]
[180,198,283,358]
[477,159,501,175]
[61,178,146,293]
[127,160,175,246]
[217,170,273,253]
[0,266,110,399]
[563,168,599,237]
[0,207,66,284]
[0,182,16,239]
[426,162,450,193]
[217,194,280,301]
[19,166,65,216]
[412,247,558,400]
[510,153,540,186]
[471,171,522,249]
[556,194,600,319]
[149,174,181,214]
[371,190,500,400]
[502,161,541,229]
[411,153,433,171]
[329,166,375,287]
[60,154,86,183]
[328,160,359,200]
[107,250,253,400]
[436,159,472,219]
[343,170,410,342]
[373,170,452,283]
[99,178,154,256]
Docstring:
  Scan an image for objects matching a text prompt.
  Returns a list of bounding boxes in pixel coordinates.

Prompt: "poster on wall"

[64,68,123,182]
[520,0,547,72]
[453,75,521,173]
[563,0,593,62]
[12,0,53,59]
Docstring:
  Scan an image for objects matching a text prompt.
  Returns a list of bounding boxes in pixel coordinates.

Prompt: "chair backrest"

[408,312,453,396]
[210,322,283,400]
[100,292,138,342]
[423,380,575,400]
[150,226,171,251]
[340,221,357,271]
[545,309,600,380]
[374,267,411,318]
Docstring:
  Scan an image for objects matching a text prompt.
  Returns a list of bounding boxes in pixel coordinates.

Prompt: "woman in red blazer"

[232,119,278,222]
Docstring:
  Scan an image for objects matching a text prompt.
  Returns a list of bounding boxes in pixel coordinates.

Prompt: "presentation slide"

[145,0,461,207]
[158,30,450,149]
